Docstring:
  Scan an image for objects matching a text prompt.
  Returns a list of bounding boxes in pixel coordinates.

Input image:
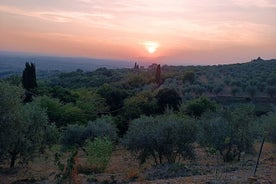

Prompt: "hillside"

[39,58,276,99]
[1,58,276,184]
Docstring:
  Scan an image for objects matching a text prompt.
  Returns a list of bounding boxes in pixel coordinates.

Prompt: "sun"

[143,41,160,54]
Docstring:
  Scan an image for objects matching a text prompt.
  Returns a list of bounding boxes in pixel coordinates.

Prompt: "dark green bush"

[198,105,255,162]
[258,112,276,143]
[62,116,117,148]
[61,124,86,147]
[123,114,196,165]
[181,96,216,119]
[84,116,118,142]
[156,88,182,112]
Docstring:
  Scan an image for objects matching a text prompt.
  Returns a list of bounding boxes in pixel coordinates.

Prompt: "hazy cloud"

[232,0,276,7]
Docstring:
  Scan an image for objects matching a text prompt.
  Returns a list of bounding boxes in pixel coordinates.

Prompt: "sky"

[0,0,276,65]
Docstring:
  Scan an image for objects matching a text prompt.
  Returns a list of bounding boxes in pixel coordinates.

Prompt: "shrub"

[61,124,87,148]
[156,88,182,112]
[183,70,195,84]
[123,114,196,165]
[62,116,117,148]
[198,105,255,162]
[258,112,276,143]
[182,96,216,119]
[84,116,118,142]
[266,86,276,98]
[85,137,113,173]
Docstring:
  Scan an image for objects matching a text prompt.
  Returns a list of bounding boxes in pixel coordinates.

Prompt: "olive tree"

[257,112,276,143]
[198,105,255,162]
[0,82,51,168]
[61,116,118,148]
[123,114,197,165]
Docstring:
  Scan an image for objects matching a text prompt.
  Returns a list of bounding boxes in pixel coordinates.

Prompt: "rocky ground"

[0,143,275,184]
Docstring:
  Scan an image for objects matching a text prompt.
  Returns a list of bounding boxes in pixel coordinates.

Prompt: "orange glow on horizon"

[0,0,276,64]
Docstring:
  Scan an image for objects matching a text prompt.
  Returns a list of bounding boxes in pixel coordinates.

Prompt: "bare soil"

[0,143,275,184]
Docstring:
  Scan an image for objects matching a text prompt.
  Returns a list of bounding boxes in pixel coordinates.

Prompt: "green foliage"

[123,114,196,165]
[97,83,128,114]
[257,112,276,143]
[50,86,78,103]
[214,85,223,96]
[246,86,257,98]
[49,68,122,88]
[61,103,87,125]
[75,89,109,121]
[54,148,78,183]
[36,96,86,127]
[182,96,216,119]
[198,104,255,162]
[0,83,51,167]
[183,70,195,84]
[266,86,276,98]
[61,124,86,148]
[123,92,158,120]
[43,123,60,146]
[85,116,118,141]
[119,73,148,89]
[156,88,182,112]
[0,82,23,164]
[29,59,276,100]
[2,75,21,86]
[35,96,65,127]
[85,137,113,173]
[61,116,117,148]
[231,87,240,97]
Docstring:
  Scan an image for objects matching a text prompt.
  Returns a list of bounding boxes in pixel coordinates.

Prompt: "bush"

[123,114,196,165]
[61,124,87,148]
[181,96,216,119]
[198,105,255,162]
[84,116,118,142]
[258,112,276,143]
[85,137,113,173]
[156,88,182,112]
[62,116,117,148]
[183,70,195,84]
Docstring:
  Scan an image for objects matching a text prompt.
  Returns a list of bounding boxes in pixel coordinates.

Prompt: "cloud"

[0,5,113,23]
[232,0,276,8]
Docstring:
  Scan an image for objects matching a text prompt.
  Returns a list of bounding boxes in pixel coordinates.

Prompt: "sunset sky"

[0,0,276,65]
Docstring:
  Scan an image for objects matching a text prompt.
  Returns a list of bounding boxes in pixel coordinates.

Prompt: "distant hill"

[0,52,132,78]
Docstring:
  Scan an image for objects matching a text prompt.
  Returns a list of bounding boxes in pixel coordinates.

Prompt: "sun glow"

[143,41,160,54]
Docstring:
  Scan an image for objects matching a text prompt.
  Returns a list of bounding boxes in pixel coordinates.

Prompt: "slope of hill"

[40,58,276,98]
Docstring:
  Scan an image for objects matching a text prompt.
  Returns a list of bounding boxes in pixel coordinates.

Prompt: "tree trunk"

[10,151,17,168]
[158,152,163,165]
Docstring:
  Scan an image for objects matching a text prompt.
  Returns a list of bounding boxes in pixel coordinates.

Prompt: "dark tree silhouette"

[22,62,37,102]
[134,62,139,70]
[156,88,181,112]
[155,64,161,85]
[183,70,195,84]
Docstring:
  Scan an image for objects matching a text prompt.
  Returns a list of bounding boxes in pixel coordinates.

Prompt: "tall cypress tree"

[22,62,37,102]
[155,64,161,85]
